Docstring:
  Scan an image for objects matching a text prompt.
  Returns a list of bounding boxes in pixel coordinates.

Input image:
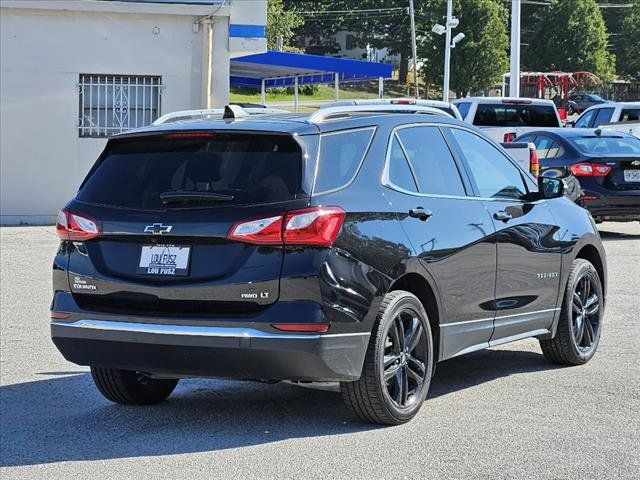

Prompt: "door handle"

[409,207,433,221]
[493,210,512,222]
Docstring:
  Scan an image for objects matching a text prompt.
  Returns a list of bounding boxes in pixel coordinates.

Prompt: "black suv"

[51,106,607,425]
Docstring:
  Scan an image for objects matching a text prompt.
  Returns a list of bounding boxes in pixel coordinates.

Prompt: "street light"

[432,23,446,35]
[452,32,465,47]
[432,0,464,102]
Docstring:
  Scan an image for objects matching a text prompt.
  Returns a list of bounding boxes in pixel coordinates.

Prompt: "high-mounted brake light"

[227,206,346,247]
[503,132,516,143]
[529,149,540,178]
[165,132,214,139]
[391,99,417,105]
[56,208,100,241]
[570,163,612,177]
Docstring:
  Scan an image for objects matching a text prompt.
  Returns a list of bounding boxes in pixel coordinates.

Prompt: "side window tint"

[396,127,466,196]
[593,107,614,127]
[388,135,418,193]
[456,102,471,119]
[620,109,640,122]
[450,129,527,200]
[533,135,554,159]
[314,128,374,194]
[575,109,596,128]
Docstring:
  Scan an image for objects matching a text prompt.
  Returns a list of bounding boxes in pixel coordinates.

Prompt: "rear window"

[473,103,559,127]
[570,136,640,155]
[620,109,640,122]
[77,133,304,209]
[313,128,374,194]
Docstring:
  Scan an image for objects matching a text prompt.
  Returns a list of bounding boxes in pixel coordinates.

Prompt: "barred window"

[78,74,162,138]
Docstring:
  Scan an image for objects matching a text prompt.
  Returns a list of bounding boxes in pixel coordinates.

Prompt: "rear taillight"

[227,206,346,247]
[503,132,516,142]
[283,207,346,246]
[529,149,539,178]
[570,163,612,177]
[56,208,100,241]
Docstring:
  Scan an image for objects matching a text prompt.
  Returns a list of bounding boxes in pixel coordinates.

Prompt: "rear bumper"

[51,319,369,382]
[578,191,640,221]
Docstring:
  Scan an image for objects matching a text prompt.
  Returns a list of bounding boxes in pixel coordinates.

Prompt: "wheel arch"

[388,272,442,362]
[575,243,606,301]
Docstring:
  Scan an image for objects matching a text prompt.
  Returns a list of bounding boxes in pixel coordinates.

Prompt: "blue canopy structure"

[230,51,393,110]
[231,51,392,88]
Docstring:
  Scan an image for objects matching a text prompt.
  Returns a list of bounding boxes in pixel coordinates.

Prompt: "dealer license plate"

[137,244,190,276]
[623,169,640,183]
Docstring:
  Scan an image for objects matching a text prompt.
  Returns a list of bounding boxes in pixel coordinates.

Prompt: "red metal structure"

[502,71,602,103]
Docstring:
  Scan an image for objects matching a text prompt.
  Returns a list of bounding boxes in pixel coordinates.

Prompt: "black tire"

[340,290,434,425]
[539,259,603,365]
[90,366,178,405]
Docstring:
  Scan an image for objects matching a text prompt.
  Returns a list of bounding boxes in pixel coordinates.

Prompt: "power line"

[300,7,406,16]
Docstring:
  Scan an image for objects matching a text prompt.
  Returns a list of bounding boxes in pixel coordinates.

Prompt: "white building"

[0,0,266,224]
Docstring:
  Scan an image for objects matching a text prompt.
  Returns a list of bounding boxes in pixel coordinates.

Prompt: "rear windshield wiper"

[160,191,235,204]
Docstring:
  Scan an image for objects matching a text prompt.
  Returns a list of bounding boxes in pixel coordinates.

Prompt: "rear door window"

[313,127,375,194]
[77,133,304,209]
[396,126,466,196]
[473,103,559,127]
[593,107,614,126]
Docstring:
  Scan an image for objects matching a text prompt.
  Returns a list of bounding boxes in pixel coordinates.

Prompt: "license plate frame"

[137,244,190,276]
[623,169,640,183]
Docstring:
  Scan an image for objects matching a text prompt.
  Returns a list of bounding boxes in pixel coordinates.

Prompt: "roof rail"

[153,107,288,125]
[308,104,452,123]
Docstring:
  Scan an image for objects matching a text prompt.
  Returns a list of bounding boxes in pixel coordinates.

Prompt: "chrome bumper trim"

[51,319,369,340]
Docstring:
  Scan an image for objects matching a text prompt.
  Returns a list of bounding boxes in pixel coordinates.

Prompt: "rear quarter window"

[455,102,471,120]
[313,127,375,194]
[77,132,305,209]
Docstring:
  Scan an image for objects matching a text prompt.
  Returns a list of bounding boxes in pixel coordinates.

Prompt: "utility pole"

[509,0,521,97]
[442,0,453,102]
[409,0,419,99]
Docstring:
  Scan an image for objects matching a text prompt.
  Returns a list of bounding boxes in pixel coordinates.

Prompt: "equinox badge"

[144,223,173,235]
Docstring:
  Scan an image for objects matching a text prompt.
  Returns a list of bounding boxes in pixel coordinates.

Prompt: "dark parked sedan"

[515,129,640,223]
[567,94,608,115]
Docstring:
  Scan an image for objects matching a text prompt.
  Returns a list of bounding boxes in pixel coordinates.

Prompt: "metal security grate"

[78,74,162,137]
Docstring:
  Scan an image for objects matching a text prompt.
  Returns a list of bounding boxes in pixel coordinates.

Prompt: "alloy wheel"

[571,273,601,352]
[381,308,429,409]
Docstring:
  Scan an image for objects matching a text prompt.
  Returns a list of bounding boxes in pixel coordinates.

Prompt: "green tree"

[526,0,615,80]
[267,0,304,51]
[617,0,640,79]
[420,0,509,98]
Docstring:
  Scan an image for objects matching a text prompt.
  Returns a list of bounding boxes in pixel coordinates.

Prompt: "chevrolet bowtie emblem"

[144,223,172,235]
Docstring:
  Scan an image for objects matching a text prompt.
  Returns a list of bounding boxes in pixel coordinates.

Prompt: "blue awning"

[230,51,393,88]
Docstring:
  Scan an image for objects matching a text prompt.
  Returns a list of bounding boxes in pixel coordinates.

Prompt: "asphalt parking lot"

[1,223,639,479]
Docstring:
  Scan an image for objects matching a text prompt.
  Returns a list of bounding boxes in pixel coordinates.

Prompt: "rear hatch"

[63,130,313,317]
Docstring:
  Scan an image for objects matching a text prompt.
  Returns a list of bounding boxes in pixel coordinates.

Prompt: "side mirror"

[537,176,564,199]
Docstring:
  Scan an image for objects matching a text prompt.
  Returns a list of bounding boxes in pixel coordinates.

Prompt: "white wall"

[0,6,205,224]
